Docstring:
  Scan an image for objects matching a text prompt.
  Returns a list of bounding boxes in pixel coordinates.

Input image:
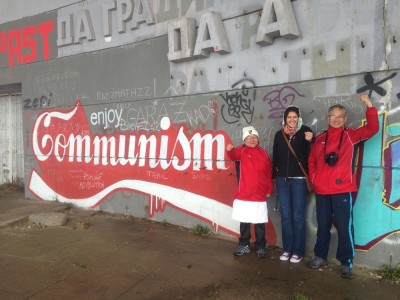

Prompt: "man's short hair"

[328,104,347,116]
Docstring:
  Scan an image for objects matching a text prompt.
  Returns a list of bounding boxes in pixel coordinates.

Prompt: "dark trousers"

[239,222,266,250]
[314,193,355,267]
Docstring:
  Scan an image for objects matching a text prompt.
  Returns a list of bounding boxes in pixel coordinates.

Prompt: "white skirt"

[232,199,268,223]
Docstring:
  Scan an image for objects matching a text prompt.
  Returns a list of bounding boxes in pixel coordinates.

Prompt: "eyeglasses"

[328,115,345,120]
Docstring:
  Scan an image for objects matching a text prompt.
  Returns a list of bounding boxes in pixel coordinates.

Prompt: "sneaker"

[233,245,250,256]
[308,256,328,269]
[290,254,302,263]
[340,265,354,279]
[279,252,291,261]
[256,248,266,258]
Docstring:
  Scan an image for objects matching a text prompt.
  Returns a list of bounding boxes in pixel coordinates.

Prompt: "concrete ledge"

[28,212,68,226]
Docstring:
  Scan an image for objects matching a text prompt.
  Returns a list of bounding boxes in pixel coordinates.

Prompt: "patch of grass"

[79,263,87,269]
[381,264,400,281]
[192,224,212,236]
[292,292,308,300]
[52,194,60,202]
[206,281,221,297]
[73,263,87,270]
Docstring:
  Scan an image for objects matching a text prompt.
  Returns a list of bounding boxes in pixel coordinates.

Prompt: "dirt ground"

[0,190,399,300]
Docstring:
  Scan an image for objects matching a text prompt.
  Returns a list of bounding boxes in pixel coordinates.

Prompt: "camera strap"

[323,127,345,157]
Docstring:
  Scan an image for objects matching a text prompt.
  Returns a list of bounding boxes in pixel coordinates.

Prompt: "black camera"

[324,152,339,166]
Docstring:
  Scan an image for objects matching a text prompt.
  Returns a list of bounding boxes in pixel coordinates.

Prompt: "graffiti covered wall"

[1,0,400,269]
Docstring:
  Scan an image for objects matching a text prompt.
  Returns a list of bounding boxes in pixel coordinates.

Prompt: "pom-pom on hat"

[242,126,259,141]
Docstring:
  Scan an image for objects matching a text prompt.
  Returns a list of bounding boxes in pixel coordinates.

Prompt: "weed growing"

[292,292,309,300]
[381,264,400,282]
[192,224,212,236]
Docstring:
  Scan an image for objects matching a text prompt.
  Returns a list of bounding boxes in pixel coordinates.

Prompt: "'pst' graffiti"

[356,72,397,98]
[220,88,255,124]
[263,86,305,119]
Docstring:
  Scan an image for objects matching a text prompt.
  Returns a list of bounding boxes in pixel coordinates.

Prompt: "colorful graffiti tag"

[26,100,399,252]
[354,114,400,250]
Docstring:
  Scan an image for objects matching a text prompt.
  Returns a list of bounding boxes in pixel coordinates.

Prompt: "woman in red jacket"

[307,95,379,279]
[226,126,273,258]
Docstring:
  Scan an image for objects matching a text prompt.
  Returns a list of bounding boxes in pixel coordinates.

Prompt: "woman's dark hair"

[283,106,300,125]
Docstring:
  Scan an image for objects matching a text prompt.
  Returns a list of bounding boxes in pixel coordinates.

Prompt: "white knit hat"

[242,126,259,141]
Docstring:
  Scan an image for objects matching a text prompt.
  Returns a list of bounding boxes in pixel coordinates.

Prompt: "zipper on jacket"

[285,135,291,178]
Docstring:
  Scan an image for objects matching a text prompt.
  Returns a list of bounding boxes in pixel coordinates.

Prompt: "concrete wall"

[1,0,399,269]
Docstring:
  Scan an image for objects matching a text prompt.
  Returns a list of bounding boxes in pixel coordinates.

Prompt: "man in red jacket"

[226,126,273,258]
[307,95,379,279]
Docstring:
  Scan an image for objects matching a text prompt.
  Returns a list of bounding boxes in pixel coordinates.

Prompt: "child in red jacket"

[226,126,273,258]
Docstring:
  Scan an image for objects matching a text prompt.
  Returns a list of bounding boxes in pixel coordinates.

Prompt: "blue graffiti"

[354,114,400,250]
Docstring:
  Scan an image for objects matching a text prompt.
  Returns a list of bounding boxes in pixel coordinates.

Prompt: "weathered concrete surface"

[0,190,399,299]
[28,212,68,226]
[0,190,66,227]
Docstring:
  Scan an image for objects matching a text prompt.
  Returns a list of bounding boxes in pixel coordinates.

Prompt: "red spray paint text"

[0,20,54,68]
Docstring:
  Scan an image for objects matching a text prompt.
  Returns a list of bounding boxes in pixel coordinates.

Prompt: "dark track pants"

[313,193,355,267]
[239,222,266,250]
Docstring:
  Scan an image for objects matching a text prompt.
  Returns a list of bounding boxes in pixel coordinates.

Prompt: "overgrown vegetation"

[73,263,87,270]
[381,264,400,282]
[207,281,221,297]
[192,224,213,236]
[292,292,309,300]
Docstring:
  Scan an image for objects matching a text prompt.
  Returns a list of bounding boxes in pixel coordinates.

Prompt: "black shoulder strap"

[281,129,309,177]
